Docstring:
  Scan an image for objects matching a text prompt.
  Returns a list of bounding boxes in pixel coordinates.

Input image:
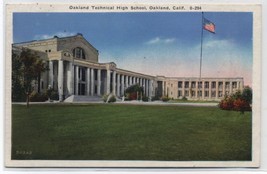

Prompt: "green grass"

[12,103,252,161]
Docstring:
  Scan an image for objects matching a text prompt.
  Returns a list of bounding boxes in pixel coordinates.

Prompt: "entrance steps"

[64,95,103,103]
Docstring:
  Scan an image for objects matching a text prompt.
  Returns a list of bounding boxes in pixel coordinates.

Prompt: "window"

[192,91,195,97]
[232,82,237,89]
[185,90,189,97]
[219,82,223,89]
[205,82,209,89]
[212,82,216,89]
[178,81,182,88]
[73,47,85,59]
[226,82,230,89]
[191,82,196,88]
[178,90,182,97]
[198,82,202,88]
[185,81,189,88]
[211,91,216,97]
[205,91,209,97]
[219,91,223,97]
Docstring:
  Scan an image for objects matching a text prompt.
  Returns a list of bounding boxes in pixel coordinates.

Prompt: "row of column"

[177,80,242,99]
[106,70,153,98]
[48,60,153,101]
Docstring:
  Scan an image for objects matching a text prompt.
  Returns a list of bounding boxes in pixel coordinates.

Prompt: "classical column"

[58,60,64,101]
[106,69,110,95]
[90,68,94,96]
[97,69,101,96]
[189,81,192,98]
[182,81,185,97]
[49,60,54,88]
[117,74,120,96]
[195,80,198,98]
[133,77,136,85]
[202,80,205,99]
[121,75,125,96]
[215,81,219,99]
[230,81,233,95]
[140,78,143,87]
[146,79,149,97]
[237,81,240,91]
[86,68,90,95]
[125,75,128,89]
[68,61,74,95]
[149,79,152,98]
[209,81,212,99]
[75,65,79,95]
[129,76,133,86]
[112,71,116,95]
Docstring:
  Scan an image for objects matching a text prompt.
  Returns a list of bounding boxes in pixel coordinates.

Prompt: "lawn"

[12,103,252,161]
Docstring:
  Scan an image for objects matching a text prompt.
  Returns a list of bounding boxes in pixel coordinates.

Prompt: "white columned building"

[12,33,245,102]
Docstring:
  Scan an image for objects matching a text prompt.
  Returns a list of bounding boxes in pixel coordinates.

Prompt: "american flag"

[203,17,215,34]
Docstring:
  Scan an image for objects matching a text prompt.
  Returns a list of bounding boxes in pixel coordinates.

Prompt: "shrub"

[152,96,160,101]
[50,90,59,100]
[129,92,138,100]
[218,89,252,113]
[142,96,149,102]
[103,94,116,103]
[30,91,48,102]
[218,96,234,110]
[125,84,143,100]
[161,96,170,102]
[182,96,187,101]
[233,98,251,112]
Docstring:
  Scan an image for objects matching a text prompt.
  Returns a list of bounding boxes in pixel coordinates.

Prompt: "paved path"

[12,101,218,107]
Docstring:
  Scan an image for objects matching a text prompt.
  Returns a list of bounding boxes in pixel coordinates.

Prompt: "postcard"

[5,3,261,167]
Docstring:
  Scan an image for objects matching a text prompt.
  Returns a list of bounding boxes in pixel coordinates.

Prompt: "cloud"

[145,37,176,45]
[101,37,252,86]
[34,31,77,40]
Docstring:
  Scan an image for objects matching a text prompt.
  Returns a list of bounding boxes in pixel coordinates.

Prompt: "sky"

[13,12,253,86]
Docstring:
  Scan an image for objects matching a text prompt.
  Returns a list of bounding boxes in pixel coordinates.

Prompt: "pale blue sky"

[13,12,253,85]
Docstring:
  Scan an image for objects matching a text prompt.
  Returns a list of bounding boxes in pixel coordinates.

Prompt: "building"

[12,33,244,101]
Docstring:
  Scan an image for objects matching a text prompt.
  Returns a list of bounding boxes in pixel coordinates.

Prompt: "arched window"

[72,47,85,59]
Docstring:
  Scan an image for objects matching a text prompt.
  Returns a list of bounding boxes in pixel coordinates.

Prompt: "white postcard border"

[4,3,262,168]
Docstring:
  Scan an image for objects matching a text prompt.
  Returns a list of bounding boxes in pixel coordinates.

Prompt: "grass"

[12,103,252,161]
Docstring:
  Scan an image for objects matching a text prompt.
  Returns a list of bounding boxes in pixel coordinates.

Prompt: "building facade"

[13,34,244,101]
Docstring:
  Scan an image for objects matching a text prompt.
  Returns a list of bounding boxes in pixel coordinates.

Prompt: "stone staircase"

[64,95,103,103]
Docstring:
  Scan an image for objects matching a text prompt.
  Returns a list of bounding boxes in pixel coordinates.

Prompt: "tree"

[12,50,25,102]
[12,48,47,107]
[242,86,252,104]
[125,84,144,100]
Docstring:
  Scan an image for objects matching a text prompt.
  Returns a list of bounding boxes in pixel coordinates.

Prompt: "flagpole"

[198,12,204,99]
[200,12,204,80]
